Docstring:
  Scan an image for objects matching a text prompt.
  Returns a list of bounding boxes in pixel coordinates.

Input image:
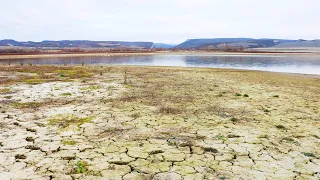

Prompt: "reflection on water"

[1,54,320,75]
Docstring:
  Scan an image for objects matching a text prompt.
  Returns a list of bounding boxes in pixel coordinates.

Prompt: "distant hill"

[0,39,154,49]
[272,40,320,48]
[174,38,298,49]
[2,38,320,50]
[154,43,176,49]
[175,38,252,49]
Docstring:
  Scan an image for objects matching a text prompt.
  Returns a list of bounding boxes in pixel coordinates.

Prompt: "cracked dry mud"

[0,65,319,180]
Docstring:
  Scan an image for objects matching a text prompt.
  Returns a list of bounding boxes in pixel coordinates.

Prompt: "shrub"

[230,117,239,122]
[302,152,315,157]
[75,161,88,174]
[275,125,286,129]
[215,134,227,140]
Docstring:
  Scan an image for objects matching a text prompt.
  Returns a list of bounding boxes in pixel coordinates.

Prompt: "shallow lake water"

[2,54,320,75]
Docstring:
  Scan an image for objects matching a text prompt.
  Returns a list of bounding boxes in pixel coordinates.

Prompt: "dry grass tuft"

[12,102,43,109]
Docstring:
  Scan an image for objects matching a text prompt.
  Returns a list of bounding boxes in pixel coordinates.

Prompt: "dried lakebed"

[0,65,319,180]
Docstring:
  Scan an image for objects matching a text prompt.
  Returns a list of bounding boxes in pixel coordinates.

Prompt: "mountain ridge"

[0,39,154,49]
[1,38,320,50]
[174,38,300,49]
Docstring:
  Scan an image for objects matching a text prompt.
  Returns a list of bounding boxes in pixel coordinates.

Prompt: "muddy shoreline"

[0,65,319,179]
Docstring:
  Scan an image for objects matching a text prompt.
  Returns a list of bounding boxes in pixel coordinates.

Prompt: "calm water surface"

[3,54,320,75]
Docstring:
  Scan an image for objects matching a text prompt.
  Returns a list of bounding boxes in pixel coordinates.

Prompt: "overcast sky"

[0,0,319,43]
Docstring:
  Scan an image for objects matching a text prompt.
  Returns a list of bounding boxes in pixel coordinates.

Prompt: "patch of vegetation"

[0,66,93,85]
[148,150,164,155]
[60,92,72,96]
[230,117,239,122]
[24,78,45,84]
[55,69,92,79]
[12,102,43,109]
[124,84,133,89]
[75,160,88,174]
[273,95,280,98]
[0,88,11,94]
[281,137,299,145]
[62,139,77,146]
[235,93,242,96]
[168,140,176,146]
[214,134,227,141]
[48,114,93,129]
[243,94,249,97]
[302,152,315,157]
